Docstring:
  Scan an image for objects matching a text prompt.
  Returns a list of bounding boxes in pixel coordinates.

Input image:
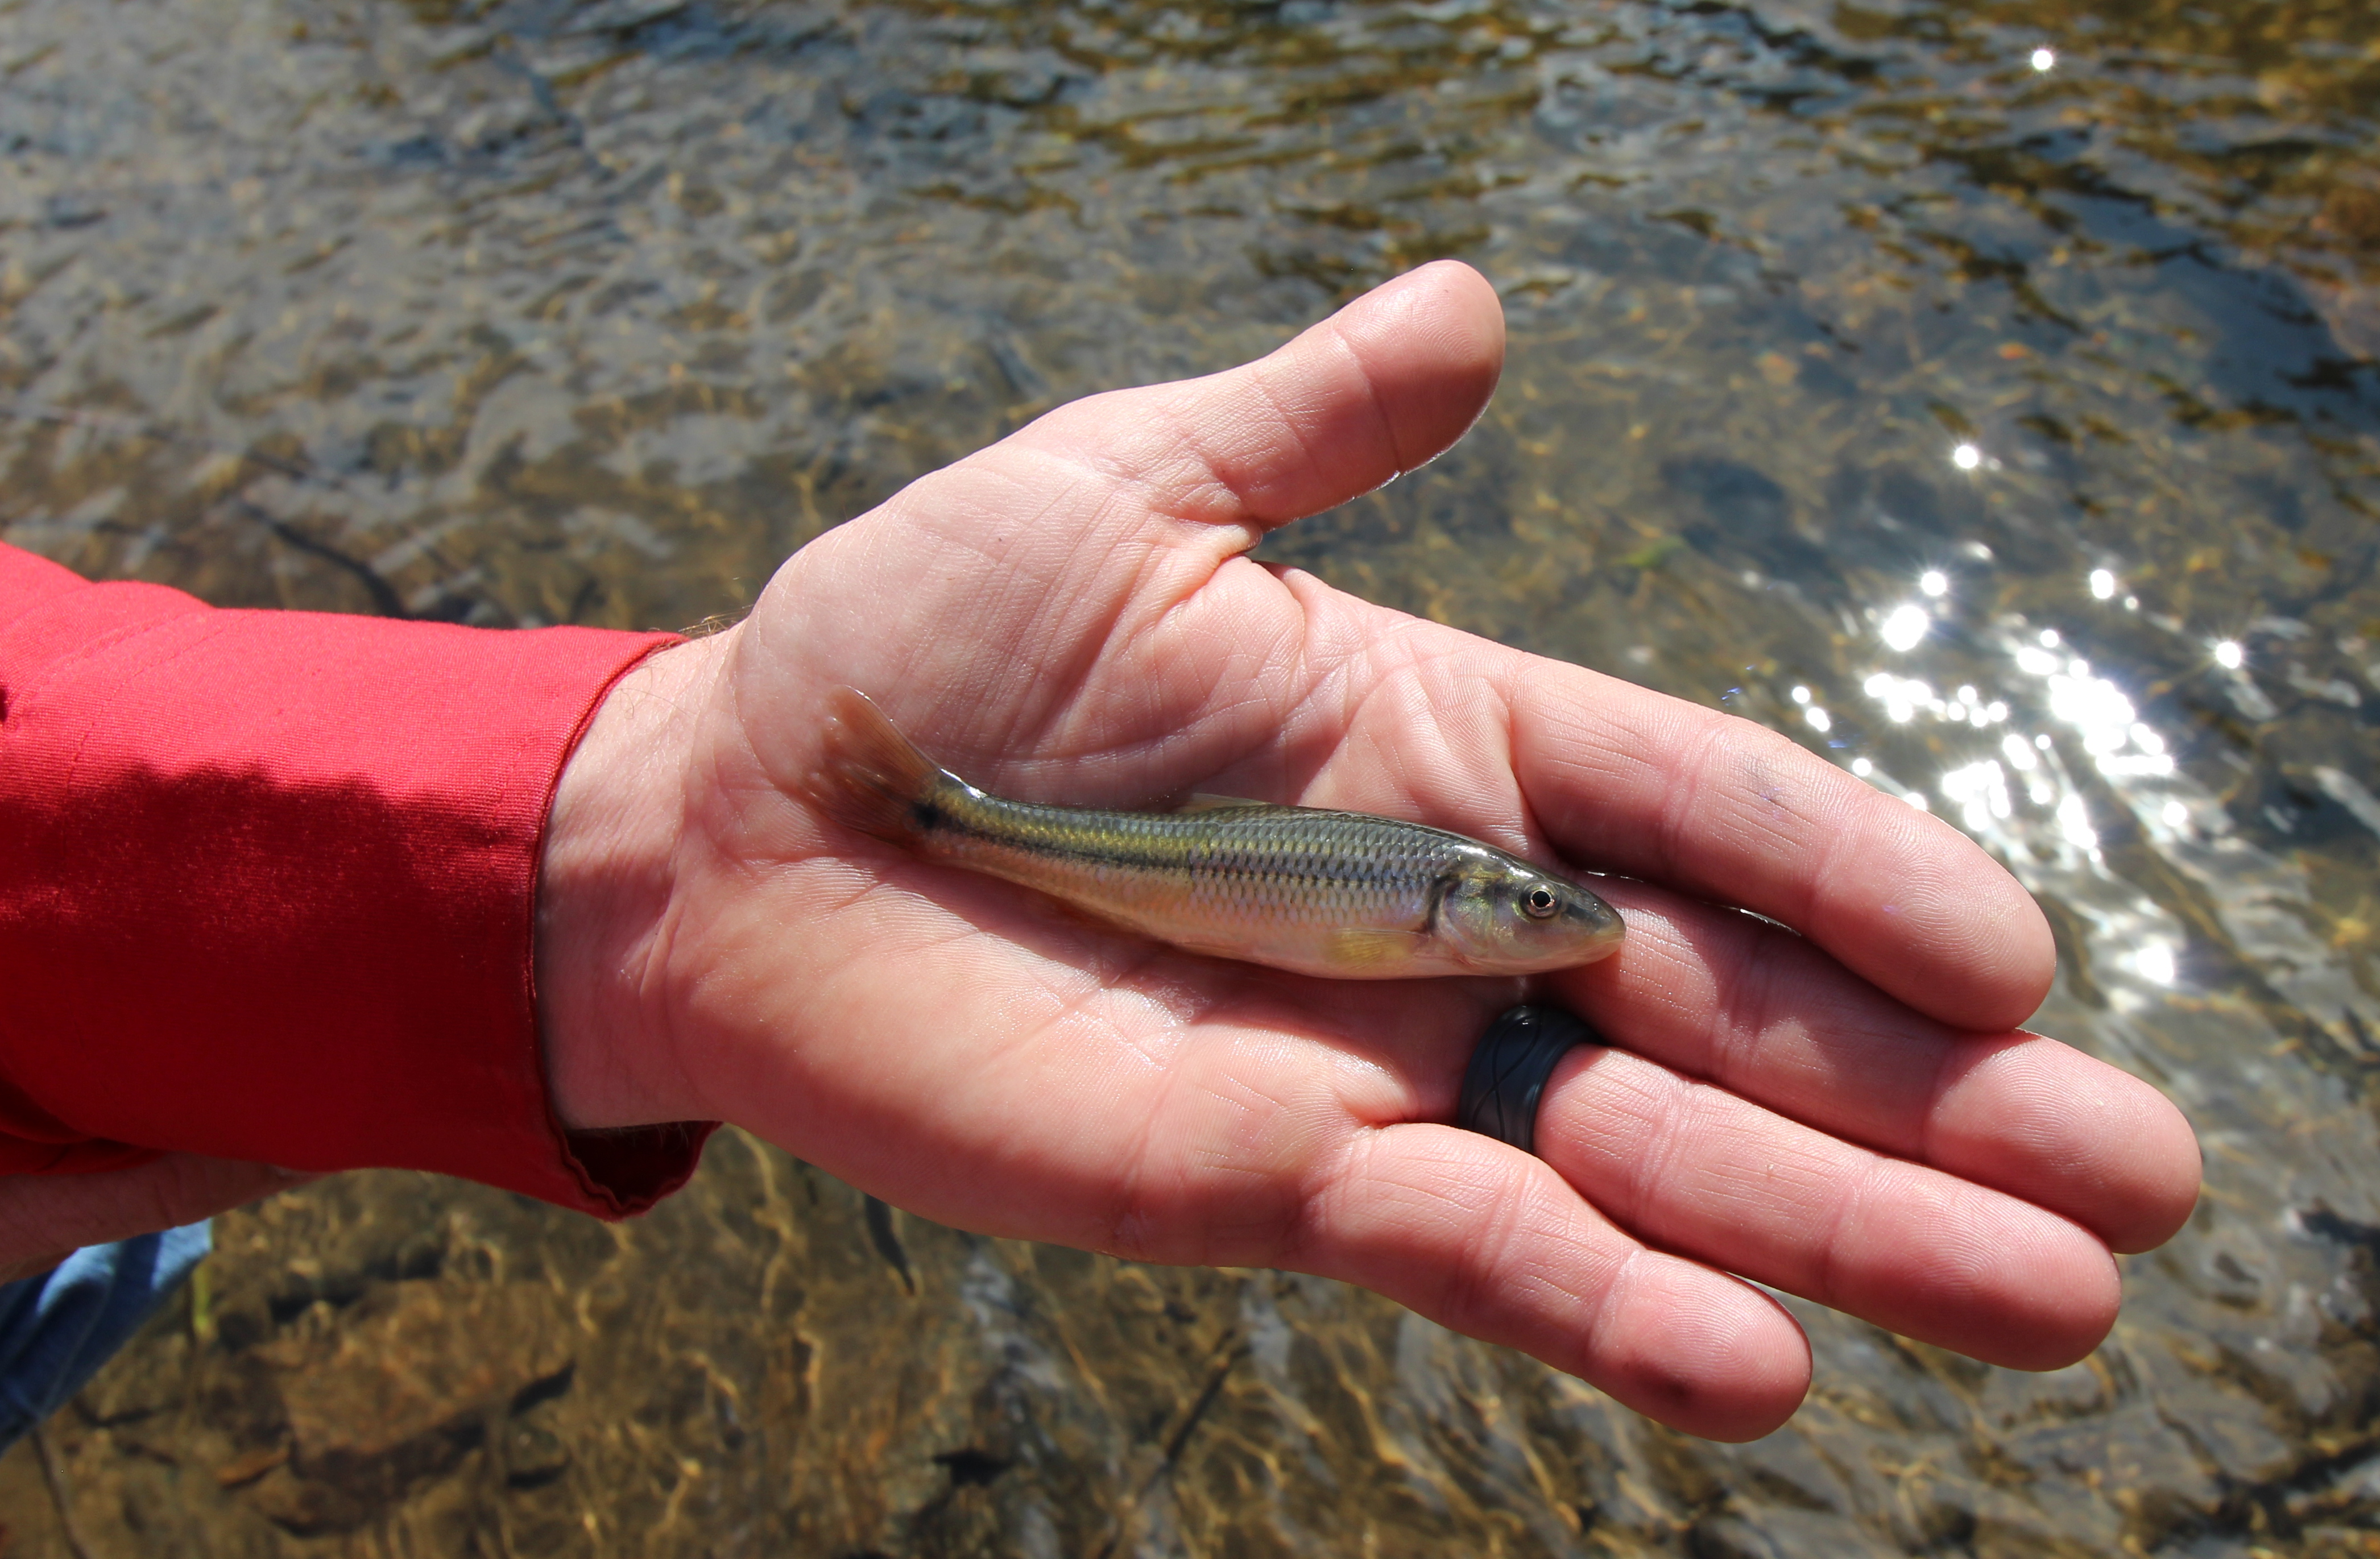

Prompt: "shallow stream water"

[3,0,2378,1553]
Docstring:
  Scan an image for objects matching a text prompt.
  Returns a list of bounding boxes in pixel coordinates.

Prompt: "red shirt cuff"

[0,544,715,1217]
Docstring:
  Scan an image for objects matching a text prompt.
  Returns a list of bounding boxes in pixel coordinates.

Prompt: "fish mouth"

[1570,924,1626,964]
[1458,920,1625,976]
[1561,901,1628,964]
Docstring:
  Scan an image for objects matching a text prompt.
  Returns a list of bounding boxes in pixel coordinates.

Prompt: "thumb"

[1021,258,1507,530]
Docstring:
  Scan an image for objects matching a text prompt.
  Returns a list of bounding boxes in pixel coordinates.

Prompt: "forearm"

[0,541,706,1216]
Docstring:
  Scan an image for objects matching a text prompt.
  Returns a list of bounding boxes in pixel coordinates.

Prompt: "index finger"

[1512,659,2055,1034]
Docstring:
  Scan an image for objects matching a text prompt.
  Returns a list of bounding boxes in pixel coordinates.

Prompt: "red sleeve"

[0,543,715,1218]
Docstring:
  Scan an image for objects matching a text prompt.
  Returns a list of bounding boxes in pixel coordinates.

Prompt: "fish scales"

[923,792,1465,935]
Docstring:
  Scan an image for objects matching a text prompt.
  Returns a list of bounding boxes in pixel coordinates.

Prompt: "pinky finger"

[1292,1121,1811,1441]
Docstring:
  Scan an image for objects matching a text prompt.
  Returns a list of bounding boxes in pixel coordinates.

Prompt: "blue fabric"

[0,1222,210,1453]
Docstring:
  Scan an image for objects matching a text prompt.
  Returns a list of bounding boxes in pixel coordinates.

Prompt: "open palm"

[538,262,2200,1441]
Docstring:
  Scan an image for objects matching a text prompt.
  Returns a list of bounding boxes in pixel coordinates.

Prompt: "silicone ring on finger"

[1456,1004,1594,1155]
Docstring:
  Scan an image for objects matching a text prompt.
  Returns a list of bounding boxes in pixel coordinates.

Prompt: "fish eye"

[1521,886,1559,919]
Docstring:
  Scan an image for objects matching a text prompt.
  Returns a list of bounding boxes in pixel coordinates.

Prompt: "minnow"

[806,687,1624,980]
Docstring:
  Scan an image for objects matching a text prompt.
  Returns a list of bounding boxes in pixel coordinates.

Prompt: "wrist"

[536,629,735,1130]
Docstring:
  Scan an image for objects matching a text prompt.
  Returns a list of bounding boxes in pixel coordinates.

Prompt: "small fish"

[807,687,1625,980]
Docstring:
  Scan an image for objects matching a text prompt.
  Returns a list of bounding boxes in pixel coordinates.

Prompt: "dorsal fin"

[1177,793,1273,815]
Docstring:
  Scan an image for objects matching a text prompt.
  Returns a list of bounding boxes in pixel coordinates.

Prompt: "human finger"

[1532,1044,2120,1370]
[659,858,1806,1441]
[1510,657,2056,1034]
[1013,257,1506,533]
[1546,886,2200,1254]
[1293,1120,1813,1441]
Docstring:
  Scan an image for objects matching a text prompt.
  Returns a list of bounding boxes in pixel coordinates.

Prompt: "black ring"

[1457,1005,1595,1155]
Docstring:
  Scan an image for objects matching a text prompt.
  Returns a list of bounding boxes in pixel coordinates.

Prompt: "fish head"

[1434,853,1625,973]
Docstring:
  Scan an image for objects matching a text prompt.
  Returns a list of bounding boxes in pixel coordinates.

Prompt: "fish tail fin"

[810,686,956,843]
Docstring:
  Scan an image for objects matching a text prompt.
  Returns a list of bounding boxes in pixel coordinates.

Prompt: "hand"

[537,261,2201,1441]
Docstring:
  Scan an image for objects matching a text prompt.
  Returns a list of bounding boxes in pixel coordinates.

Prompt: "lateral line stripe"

[929,791,1447,881]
